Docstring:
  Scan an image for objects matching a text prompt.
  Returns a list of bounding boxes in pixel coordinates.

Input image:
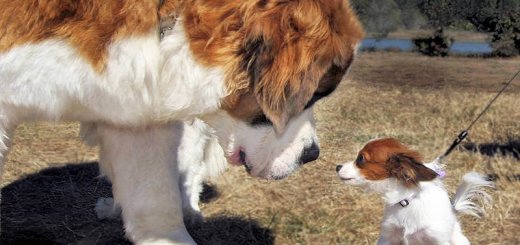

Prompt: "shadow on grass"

[462,139,520,182]
[1,163,274,245]
[463,139,520,160]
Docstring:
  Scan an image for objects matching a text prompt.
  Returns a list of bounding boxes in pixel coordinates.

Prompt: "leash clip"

[399,199,409,207]
[440,130,468,160]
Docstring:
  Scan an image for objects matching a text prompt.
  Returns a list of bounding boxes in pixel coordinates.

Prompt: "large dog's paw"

[95,197,121,220]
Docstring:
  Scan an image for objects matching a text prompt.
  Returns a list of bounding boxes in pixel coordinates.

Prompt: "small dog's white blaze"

[337,162,365,186]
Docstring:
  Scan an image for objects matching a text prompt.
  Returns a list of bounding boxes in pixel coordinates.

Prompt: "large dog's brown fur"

[181,0,363,131]
[0,0,163,72]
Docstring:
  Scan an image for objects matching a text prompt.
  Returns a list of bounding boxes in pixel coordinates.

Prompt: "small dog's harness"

[396,193,416,208]
[398,199,410,207]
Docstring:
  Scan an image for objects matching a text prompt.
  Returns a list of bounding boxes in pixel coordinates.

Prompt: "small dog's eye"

[355,154,365,167]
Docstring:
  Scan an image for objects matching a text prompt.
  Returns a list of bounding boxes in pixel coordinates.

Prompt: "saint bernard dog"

[0,0,363,244]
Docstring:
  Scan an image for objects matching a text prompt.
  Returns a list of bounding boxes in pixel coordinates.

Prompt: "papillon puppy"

[336,138,494,245]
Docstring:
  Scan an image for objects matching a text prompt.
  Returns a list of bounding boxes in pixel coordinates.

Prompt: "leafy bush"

[413,29,454,56]
[352,0,402,37]
[490,15,520,57]
[492,38,519,57]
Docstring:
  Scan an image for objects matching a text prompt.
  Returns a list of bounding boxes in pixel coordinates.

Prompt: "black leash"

[438,69,520,160]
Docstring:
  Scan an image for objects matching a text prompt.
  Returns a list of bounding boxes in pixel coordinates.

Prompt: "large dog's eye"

[355,154,365,167]
[304,63,349,109]
[250,114,273,127]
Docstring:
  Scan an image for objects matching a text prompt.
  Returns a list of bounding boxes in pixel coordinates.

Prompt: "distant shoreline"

[366,29,490,42]
[361,38,493,55]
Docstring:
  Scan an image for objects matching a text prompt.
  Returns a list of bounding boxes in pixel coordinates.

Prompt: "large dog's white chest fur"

[0,20,227,126]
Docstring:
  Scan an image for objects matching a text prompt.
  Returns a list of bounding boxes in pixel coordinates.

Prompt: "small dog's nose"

[336,165,343,172]
[300,142,320,164]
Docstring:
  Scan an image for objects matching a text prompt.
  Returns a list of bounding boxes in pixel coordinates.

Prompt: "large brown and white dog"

[0,0,363,244]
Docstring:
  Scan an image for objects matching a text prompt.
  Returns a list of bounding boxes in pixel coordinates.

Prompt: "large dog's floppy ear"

[237,0,362,132]
[387,152,438,187]
[240,35,316,133]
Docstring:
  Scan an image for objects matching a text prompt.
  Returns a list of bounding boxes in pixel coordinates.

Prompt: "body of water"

[361,38,493,55]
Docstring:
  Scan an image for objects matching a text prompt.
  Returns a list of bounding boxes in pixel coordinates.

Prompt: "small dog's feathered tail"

[452,172,494,217]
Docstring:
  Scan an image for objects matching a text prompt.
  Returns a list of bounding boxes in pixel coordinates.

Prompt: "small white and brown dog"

[336,138,494,245]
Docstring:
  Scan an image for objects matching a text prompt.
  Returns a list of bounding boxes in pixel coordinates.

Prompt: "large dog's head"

[182,0,363,179]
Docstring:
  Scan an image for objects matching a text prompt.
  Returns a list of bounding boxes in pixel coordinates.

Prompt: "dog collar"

[396,193,416,208]
[398,199,410,207]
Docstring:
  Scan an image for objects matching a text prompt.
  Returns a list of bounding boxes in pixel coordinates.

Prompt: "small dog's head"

[336,138,438,189]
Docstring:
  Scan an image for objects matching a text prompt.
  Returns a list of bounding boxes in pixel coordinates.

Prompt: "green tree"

[395,0,427,29]
[458,0,499,32]
[461,0,520,56]
[351,0,402,37]
[417,0,457,31]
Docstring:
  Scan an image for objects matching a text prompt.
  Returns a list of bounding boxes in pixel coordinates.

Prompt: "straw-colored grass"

[2,52,519,244]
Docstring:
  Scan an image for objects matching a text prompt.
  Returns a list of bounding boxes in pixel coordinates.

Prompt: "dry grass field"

[2,51,519,244]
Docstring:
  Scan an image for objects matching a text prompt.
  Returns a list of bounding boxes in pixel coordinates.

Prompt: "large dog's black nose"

[300,143,320,164]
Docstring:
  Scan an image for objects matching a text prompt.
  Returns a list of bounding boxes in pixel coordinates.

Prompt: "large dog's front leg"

[97,124,195,245]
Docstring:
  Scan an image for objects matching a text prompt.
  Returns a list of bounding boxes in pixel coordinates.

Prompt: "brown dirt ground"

[2,52,520,244]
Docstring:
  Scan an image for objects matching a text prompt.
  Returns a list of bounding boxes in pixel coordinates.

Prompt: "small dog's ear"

[387,152,438,187]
